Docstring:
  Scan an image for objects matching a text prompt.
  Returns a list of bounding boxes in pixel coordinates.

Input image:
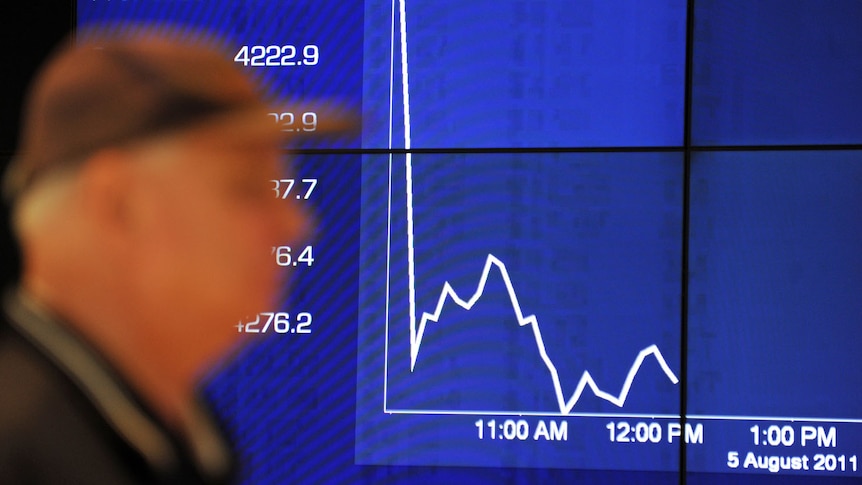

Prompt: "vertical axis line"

[387,0,396,151]
[384,154,393,411]
[383,0,398,412]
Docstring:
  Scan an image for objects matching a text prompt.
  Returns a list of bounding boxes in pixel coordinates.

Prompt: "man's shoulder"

[0,320,146,483]
[0,295,236,484]
[0,322,68,429]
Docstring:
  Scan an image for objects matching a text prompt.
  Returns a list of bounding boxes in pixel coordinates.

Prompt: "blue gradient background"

[692,0,862,146]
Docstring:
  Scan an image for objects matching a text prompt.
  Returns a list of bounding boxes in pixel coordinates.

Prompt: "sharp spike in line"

[398,0,419,364]
[409,254,679,414]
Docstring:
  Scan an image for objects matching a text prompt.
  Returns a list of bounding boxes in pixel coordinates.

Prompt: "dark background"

[0,3,73,288]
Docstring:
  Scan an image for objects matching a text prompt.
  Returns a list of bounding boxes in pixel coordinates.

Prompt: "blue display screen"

[687,150,862,475]
[692,0,862,146]
[76,1,862,483]
[367,0,686,148]
[80,0,687,149]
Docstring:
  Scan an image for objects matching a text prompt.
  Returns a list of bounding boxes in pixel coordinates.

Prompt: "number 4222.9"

[234,44,319,67]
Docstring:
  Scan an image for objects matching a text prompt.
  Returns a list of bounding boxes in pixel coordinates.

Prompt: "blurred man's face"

[127,118,308,369]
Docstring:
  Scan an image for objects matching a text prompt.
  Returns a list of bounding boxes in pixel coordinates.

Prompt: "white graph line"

[398,0,419,365]
[398,0,412,150]
[409,254,679,414]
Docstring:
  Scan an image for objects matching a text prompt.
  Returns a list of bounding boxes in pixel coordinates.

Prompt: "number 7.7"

[277,178,317,199]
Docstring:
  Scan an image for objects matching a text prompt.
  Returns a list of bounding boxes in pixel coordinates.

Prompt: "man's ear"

[76,148,139,244]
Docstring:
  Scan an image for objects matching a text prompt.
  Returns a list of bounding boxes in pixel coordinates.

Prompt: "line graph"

[380,0,680,416]
[383,155,679,415]
[410,253,679,414]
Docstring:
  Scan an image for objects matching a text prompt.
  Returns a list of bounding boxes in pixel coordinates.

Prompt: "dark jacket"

[0,291,236,484]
